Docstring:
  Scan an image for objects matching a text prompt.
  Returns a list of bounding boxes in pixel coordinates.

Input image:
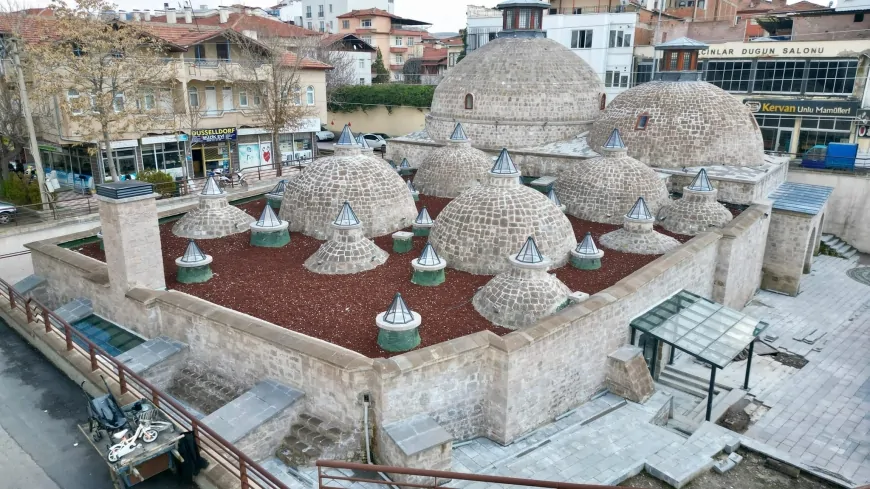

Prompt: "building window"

[342,20,349,29]
[141,142,184,174]
[329,4,333,13]
[216,42,230,62]
[67,89,82,115]
[682,52,691,70]
[319,21,325,32]
[188,87,199,107]
[112,92,125,112]
[306,86,315,105]
[407,37,414,46]
[856,13,864,22]
[634,62,653,86]
[571,29,593,49]
[194,44,206,63]
[753,60,805,93]
[505,9,514,29]
[519,9,530,28]
[362,35,372,45]
[359,58,365,69]
[605,70,628,88]
[599,94,606,110]
[798,117,852,153]
[806,59,857,95]
[143,90,155,110]
[667,52,678,70]
[239,90,248,107]
[395,54,403,64]
[635,113,650,130]
[359,77,365,84]
[464,93,473,109]
[609,30,631,48]
[307,22,312,30]
[362,19,372,27]
[395,36,403,46]
[318,5,324,17]
[306,6,311,18]
[449,53,457,66]
[703,60,752,92]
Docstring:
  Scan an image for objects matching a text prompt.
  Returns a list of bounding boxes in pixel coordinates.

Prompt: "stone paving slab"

[384,414,452,456]
[53,297,93,324]
[116,336,187,374]
[202,379,304,443]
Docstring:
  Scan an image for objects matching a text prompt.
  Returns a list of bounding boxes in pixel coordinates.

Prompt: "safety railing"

[0,276,292,489]
[764,150,870,172]
[317,460,635,489]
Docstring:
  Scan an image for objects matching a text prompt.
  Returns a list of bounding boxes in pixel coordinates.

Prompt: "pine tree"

[372,48,390,84]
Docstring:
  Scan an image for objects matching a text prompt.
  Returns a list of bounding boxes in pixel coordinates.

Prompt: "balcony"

[548,5,639,14]
[390,64,405,70]
[390,46,408,53]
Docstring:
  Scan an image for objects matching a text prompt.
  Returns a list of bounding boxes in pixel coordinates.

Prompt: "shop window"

[753,60,805,94]
[306,86,315,105]
[703,60,752,92]
[635,113,650,130]
[464,93,474,110]
[806,59,858,95]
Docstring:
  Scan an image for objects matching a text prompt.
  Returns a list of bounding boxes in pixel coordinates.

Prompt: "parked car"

[371,133,390,140]
[316,126,335,142]
[0,200,16,224]
[361,133,388,151]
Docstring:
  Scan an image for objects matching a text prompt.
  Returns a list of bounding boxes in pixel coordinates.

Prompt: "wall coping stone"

[201,379,304,443]
[116,336,187,374]
[381,330,495,374]
[716,203,771,239]
[383,414,453,456]
[125,288,163,306]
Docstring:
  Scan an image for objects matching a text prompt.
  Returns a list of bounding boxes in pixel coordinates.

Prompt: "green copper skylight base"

[393,236,413,253]
[250,229,290,248]
[412,268,445,286]
[570,255,601,270]
[413,227,431,237]
[177,265,213,284]
[378,327,421,353]
[267,197,282,211]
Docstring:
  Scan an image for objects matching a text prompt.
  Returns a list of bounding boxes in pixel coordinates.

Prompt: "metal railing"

[317,460,634,489]
[0,276,292,489]
[548,5,639,14]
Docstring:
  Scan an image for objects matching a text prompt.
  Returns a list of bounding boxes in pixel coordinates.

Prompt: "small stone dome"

[280,126,417,240]
[429,149,576,275]
[588,81,765,168]
[556,129,670,224]
[425,36,603,148]
[414,123,493,198]
[658,169,733,235]
[172,177,255,239]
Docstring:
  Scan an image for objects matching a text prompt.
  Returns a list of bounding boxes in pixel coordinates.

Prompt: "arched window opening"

[464,93,474,110]
[306,86,315,105]
[599,94,607,110]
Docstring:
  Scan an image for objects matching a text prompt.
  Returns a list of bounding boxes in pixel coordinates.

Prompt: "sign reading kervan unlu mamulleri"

[743,99,860,116]
[699,40,870,59]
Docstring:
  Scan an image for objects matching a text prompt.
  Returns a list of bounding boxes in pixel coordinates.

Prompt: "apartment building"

[337,8,431,81]
[322,33,377,84]
[301,0,394,33]
[0,12,329,189]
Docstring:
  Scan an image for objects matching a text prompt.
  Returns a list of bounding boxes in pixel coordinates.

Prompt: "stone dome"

[428,149,576,275]
[658,169,732,235]
[556,129,670,224]
[588,81,765,168]
[414,123,493,198]
[172,177,255,239]
[280,127,417,240]
[425,36,604,148]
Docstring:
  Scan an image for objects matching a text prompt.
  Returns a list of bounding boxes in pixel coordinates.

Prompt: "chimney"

[184,6,193,23]
[144,9,151,21]
[219,6,229,23]
[132,10,141,21]
[166,8,177,23]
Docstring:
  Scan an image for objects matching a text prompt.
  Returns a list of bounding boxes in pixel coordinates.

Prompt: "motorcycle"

[211,168,248,190]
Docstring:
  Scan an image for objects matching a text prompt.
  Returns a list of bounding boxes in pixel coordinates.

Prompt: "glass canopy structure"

[630,290,768,420]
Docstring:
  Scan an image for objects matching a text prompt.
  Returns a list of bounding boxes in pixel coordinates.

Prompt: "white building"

[322,33,376,85]
[300,0,394,33]
[466,8,640,102]
[269,0,304,25]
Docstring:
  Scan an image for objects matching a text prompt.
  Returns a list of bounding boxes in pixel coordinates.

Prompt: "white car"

[0,200,16,224]
[316,127,335,141]
[361,133,387,151]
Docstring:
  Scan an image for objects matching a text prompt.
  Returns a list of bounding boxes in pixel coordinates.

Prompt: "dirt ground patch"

[620,449,843,489]
[717,398,752,433]
[772,351,809,369]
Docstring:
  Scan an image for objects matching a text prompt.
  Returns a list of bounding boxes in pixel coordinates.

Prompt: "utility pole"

[10,40,49,208]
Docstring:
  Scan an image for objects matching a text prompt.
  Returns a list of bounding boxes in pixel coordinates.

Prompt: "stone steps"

[276,413,345,468]
[658,370,717,399]
[821,234,859,260]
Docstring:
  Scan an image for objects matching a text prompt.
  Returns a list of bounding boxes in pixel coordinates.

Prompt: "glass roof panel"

[629,290,764,368]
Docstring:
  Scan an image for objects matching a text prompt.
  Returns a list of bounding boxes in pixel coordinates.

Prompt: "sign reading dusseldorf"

[743,99,859,117]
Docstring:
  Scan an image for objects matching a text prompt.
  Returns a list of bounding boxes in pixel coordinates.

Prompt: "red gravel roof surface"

[75,193,692,358]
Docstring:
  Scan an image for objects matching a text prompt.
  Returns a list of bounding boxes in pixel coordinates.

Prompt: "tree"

[0,49,27,185]
[26,0,172,182]
[372,47,390,84]
[402,58,422,85]
[226,31,314,176]
[457,29,467,64]
[299,36,355,99]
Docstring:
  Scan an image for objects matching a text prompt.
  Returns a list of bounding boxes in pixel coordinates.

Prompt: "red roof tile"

[281,51,332,69]
[147,11,320,38]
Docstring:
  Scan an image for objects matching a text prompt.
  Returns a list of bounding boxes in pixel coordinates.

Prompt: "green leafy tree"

[457,29,467,63]
[136,169,176,198]
[372,48,390,84]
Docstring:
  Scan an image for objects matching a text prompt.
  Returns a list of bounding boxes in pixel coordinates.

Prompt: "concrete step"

[660,369,717,396]
[844,248,858,259]
[821,233,837,245]
[658,377,708,399]
[707,388,747,424]
[663,366,733,391]
[833,242,852,254]
[276,413,344,468]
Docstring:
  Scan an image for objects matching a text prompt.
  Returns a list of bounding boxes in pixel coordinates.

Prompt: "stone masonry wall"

[713,203,771,309]
[385,139,439,169]
[236,400,306,462]
[762,207,825,296]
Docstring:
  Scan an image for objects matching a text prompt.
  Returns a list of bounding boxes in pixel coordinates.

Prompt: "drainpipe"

[362,395,400,489]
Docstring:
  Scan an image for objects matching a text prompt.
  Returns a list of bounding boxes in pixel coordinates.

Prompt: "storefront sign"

[699,40,870,59]
[743,99,860,117]
[142,134,189,145]
[100,139,139,150]
[282,118,321,134]
[38,143,62,153]
[191,127,237,143]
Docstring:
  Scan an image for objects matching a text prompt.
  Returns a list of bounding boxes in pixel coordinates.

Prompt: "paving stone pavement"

[737,255,870,486]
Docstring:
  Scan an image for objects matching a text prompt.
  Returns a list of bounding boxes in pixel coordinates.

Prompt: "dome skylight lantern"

[333,124,363,157]
[600,196,680,254]
[250,203,290,248]
[657,168,732,235]
[547,188,566,213]
[407,179,419,202]
[356,132,374,155]
[413,206,435,236]
[304,202,389,274]
[399,157,413,176]
[687,168,714,192]
[570,232,604,270]
[200,175,225,196]
[376,293,422,353]
[266,179,287,210]
[411,241,447,286]
[175,240,214,283]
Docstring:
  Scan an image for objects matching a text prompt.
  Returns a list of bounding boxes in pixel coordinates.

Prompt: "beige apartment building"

[336,8,430,81]
[1,10,329,189]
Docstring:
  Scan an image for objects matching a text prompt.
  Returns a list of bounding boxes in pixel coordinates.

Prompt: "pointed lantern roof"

[515,236,544,264]
[269,179,287,195]
[400,158,411,169]
[450,123,468,141]
[418,241,442,266]
[626,197,653,220]
[688,168,714,192]
[333,201,361,227]
[491,148,519,175]
[382,293,415,325]
[336,124,356,145]
[547,188,562,206]
[414,206,433,225]
[575,232,600,256]
[179,240,207,263]
[256,203,283,227]
[356,132,371,149]
[201,176,225,196]
[406,179,416,192]
[603,128,626,150]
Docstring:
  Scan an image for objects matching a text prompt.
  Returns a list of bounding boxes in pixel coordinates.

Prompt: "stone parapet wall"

[788,168,870,253]
[761,205,825,296]
[712,202,772,309]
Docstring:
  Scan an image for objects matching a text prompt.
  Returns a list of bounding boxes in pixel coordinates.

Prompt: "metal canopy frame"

[630,290,768,421]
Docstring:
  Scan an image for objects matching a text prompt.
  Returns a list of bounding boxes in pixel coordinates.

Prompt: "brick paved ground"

[740,255,870,486]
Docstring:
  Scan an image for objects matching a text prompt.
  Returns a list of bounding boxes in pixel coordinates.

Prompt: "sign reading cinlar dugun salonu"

[743,99,860,117]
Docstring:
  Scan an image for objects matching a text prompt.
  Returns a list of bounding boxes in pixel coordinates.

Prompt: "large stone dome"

[588,81,765,168]
[414,123,492,198]
[556,129,670,224]
[429,149,576,275]
[280,128,417,239]
[425,36,604,148]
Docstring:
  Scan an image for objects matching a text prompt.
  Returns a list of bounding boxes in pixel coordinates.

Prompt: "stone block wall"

[98,194,165,293]
[762,207,825,296]
[605,346,655,403]
[713,203,771,309]
[236,400,306,462]
[788,169,870,253]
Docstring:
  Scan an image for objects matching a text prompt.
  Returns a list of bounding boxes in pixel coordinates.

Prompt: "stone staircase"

[821,234,859,260]
[276,413,352,467]
[658,366,746,434]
